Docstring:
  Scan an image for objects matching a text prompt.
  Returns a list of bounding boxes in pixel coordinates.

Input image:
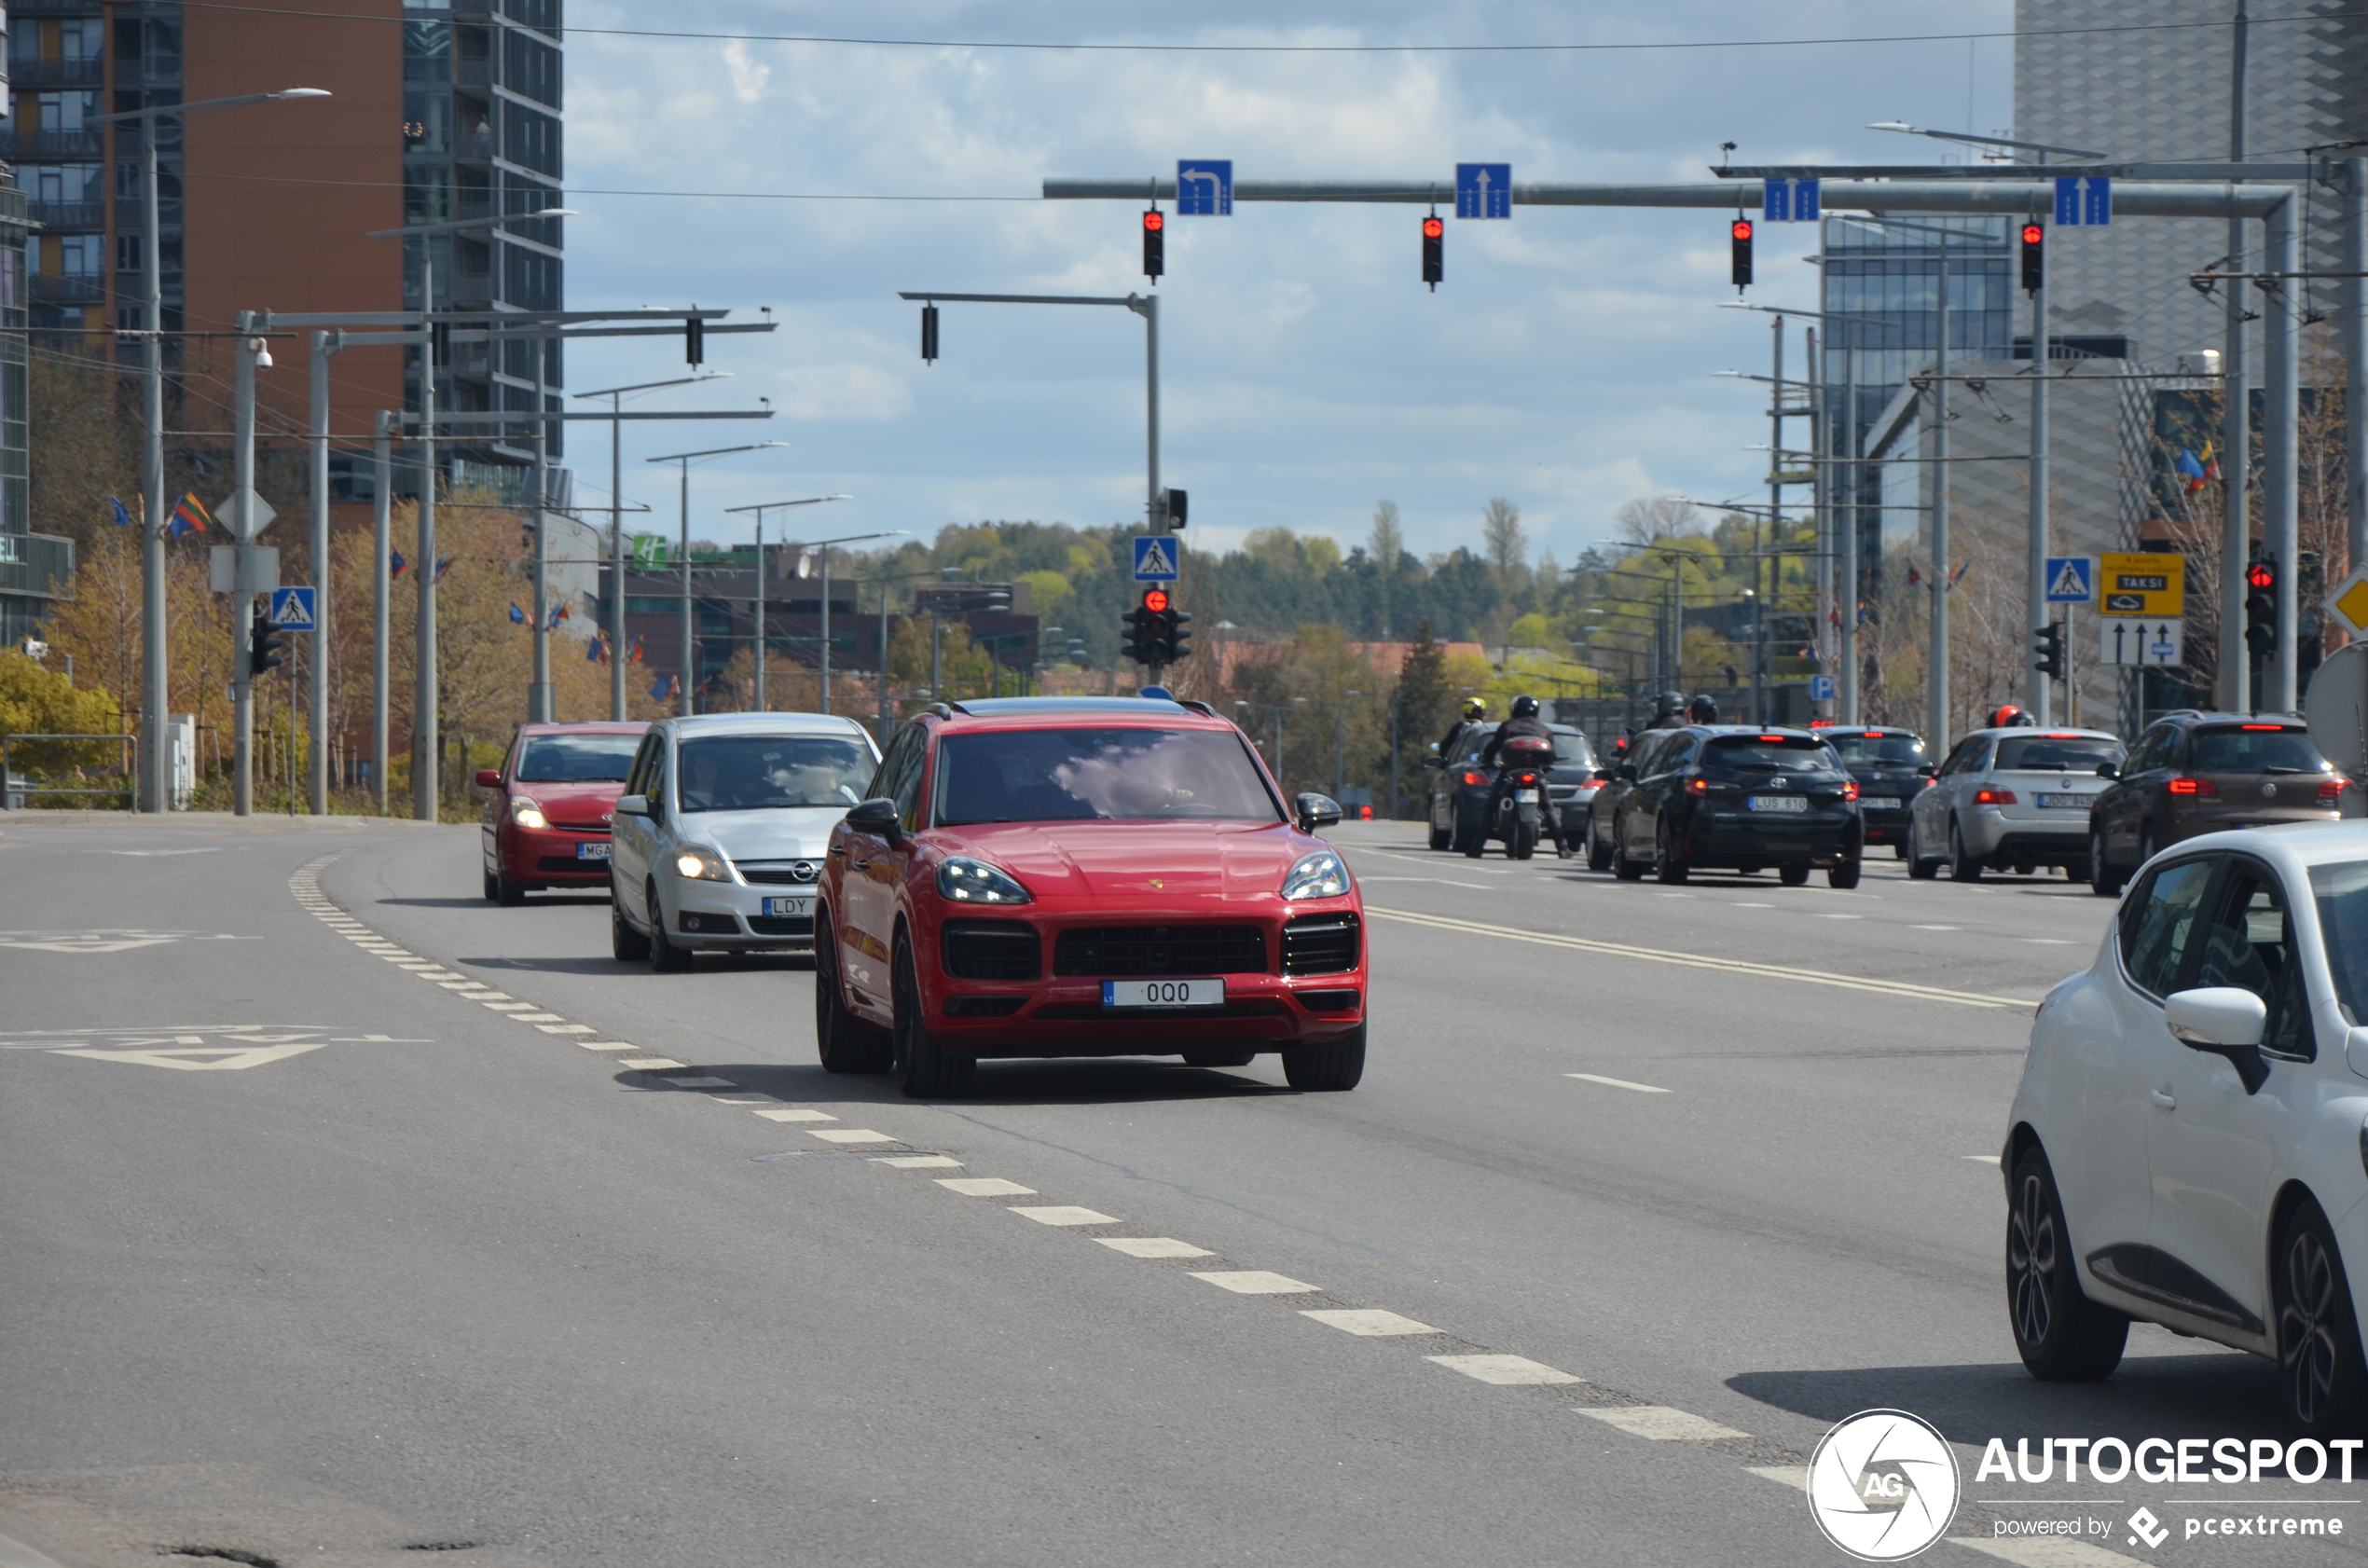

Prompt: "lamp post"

[365,206,572,818]
[91,87,330,813]
[574,371,731,719]
[645,442,786,715]
[718,510,890,714]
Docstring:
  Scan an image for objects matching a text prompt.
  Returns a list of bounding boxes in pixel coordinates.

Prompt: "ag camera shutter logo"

[1807,1409,1961,1560]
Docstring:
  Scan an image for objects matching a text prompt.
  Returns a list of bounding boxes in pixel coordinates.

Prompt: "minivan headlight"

[938,857,1032,904]
[1282,849,1351,901]
[509,796,548,830]
[673,845,731,881]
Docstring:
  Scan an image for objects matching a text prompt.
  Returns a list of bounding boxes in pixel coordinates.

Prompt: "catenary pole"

[2027,220,2052,723]
[308,328,342,812]
[372,411,392,814]
[1928,230,1952,752]
[529,337,553,723]
[231,314,259,816]
[2265,195,2301,713]
[1764,314,1782,724]
[2223,3,2252,713]
[2348,158,2368,601]
[611,398,626,719]
[140,124,166,811]
[1808,324,1828,719]
[414,245,439,820]
[1840,311,1860,723]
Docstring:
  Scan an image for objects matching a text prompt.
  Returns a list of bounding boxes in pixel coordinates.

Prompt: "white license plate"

[762,896,812,918]
[2034,794,2090,809]
[1860,798,1901,811]
[1102,978,1225,1009]
[1747,795,1809,813]
[1515,789,1540,803]
[575,842,612,860]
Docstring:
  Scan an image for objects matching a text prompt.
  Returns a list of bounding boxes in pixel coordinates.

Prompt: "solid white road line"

[1580,1406,1746,1441]
[752,1107,839,1121]
[936,1177,1036,1196]
[1009,1205,1119,1226]
[807,1128,899,1145]
[1096,1237,1212,1258]
[1565,1072,1672,1094]
[1191,1271,1320,1295]
[1425,1353,1582,1386]
[874,1155,963,1168]
[1365,905,2030,1010]
[1301,1308,1438,1336]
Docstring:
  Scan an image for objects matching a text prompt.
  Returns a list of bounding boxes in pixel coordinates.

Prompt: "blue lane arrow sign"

[268,585,316,630]
[1763,178,1820,223]
[2044,556,2094,604]
[2054,175,2111,227]
[1176,159,1232,215]
[1132,535,1181,583]
[1455,163,1511,219]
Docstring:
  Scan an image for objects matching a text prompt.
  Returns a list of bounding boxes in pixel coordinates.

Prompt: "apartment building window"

[503,31,559,108]
[502,101,558,178]
[27,164,100,205]
[404,21,450,82]
[35,91,96,131]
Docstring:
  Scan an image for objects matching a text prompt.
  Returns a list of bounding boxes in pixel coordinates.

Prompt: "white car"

[2004,821,2368,1433]
[608,713,882,970]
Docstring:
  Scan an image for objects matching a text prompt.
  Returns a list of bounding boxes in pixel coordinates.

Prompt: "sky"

[555,1,2017,567]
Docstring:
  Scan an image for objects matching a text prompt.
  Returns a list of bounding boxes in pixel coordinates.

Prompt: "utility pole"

[308,328,344,812]
[647,442,787,718]
[2026,213,2052,723]
[2265,192,2302,712]
[1763,313,1782,724]
[230,316,261,816]
[1928,229,1953,751]
[371,411,392,814]
[2348,158,2368,597]
[529,337,553,723]
[2223,1,2252,713]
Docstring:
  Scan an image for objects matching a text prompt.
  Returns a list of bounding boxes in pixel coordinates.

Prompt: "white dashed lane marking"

[1010,1205,1119,1227]
[1746,1466,1809,1490]
[807,1128,899,1145]
[752,1107,838,1122]
[1565,1072,1671,1094]
[1191,1271,1320,1296]
[1427,1354,1581,1386]
[1302,1308,1438,1336]
[618,1057,687,1071]
[577,1041,639,1052]
[874,1155,962,1169]
[1097,1237,1212,1258]
[1580,1406,1747,1441]
[937,1176,1036,1196]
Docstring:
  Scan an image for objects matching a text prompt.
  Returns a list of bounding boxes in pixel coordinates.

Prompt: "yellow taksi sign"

[2099,552,2185,616]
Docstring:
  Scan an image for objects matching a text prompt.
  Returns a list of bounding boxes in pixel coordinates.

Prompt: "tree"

[1482,497,1527,585]
[1396,620,1452,757]
[1370,500,1404,636]
[1616,495,1696,545]
[0,648,125,791]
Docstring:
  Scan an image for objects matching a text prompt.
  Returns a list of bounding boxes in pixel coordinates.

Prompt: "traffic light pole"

[2027,243,2051,723]
[232,317,261,817]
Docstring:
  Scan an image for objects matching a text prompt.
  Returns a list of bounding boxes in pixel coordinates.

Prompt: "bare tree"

[1482,497,1526,582]
[1615,495,1696,545]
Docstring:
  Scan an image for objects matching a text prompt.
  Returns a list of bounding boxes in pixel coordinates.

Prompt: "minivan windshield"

[1996,735,2125,771]
[516,732,642,783]
[2190,726,2328,774]
[1826,733,1925,767]
[936,727,1283,825]
[1700,736,1841,774]
[676,735,876,812]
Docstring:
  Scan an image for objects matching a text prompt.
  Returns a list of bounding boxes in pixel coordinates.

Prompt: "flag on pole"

[628,636,644,665]
[1948,561,1970,589]
[109,496,134,529]
[651,674,676,702]
[547,601,570,628]
[168,493,213,537]
[433,554,453,582]
[588,636,608,664]
[390,551,407,579]
[1906,565,1923,588]
[2176,443,2220,495]
[508,602,527,625]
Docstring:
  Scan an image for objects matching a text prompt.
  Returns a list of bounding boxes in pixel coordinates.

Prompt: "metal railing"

[0,128,104,158]
[7,55,104,89]
[30,272,104,305]
[28,200,103,231]
[1,733,135,809]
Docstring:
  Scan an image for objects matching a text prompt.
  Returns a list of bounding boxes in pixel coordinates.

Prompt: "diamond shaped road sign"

[2327,571,2368,637]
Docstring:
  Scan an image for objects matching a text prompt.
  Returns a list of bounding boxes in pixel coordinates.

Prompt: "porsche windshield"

[935,727,1282,825]
[676,735,875,812]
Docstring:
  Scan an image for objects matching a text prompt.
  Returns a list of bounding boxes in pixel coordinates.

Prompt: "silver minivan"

[609,713,881,970]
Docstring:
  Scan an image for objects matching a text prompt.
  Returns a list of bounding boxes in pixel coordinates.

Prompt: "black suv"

[1818,726,1929,858]
[2086,710,2345,895]
[1591,725,1864,887]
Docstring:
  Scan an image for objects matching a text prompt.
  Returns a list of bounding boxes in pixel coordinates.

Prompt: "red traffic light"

[1143,211,1164,232]
[1422,216,1444,239]
[2021,224,2044,245]
[1142,588,1170,613]
[2248,562,2277,591]
[1731,219,1754,241]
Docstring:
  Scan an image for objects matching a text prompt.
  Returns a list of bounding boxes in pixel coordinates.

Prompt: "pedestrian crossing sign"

[268,585,316,630]
[2044,557,2093,604]
[1132,535,1181,583]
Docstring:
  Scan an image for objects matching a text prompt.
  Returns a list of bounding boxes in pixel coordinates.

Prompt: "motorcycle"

[1484,735,1556,860]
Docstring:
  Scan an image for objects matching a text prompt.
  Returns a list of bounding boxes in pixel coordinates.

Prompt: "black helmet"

[1511,695,1540,720]
[1687,693,1720,723]
[1653,691,1686,718]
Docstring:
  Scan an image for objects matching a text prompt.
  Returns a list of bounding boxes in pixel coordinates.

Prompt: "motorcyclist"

[1687,692,1721,724]
[1480,695,1570,858]
[1439,696,1487,760]
[1646,690,1687,730]
[1989,704,2035,728]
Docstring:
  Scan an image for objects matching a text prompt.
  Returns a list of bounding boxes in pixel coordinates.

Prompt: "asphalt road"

[1,811,2360,1567]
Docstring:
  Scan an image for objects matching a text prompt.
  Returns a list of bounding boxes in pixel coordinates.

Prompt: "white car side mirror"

[614,793,649,818]
[2164,986,2268,1049]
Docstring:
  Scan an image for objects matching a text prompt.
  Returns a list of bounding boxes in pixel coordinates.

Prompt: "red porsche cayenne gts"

[814,696,1368,1097]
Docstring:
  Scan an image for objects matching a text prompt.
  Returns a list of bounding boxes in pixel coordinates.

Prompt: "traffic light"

[1422,214,1443,290]
[1142,209,1164,281]
[2020,223,2044,294]
[1120,594,1157,664]
[920,303,939,364]
[2033,622,2064,681]
[1164,487,1187,528]
[248,600,289,677]
[1165,605,1193,663]
[685,315,705,366]
[1730,218,1754,289]
[2246,559,2279,657]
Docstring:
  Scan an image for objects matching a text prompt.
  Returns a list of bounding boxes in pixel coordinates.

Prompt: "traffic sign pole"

[2027,245,2051,723]
[232,317,258,818]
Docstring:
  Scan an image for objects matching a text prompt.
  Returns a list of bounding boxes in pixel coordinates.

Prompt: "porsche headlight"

[937,857,1032,904]
[673,845,731,881]
[1281,849,1351,901]
[509,796,548,830]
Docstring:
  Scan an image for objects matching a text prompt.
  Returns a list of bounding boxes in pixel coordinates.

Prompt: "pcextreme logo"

[1807,1410,1962,1561]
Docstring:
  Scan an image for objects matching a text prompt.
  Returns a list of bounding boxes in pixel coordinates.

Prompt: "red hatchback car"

[814,696,1368,1097]
[478,721,650,905]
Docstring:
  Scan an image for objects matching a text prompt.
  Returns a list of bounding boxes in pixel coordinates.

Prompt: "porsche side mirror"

[474,768,503,789]
[1295,792,1342,832]
[2165,986,2271,1093]
[846,796,903,847]
[613,793,649,818]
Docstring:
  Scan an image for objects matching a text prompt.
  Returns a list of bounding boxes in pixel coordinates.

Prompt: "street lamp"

[716,511,893,713]
[90,87,331,813]
[646,442,787,715]
[575,370,731,719]
[365,208,572,817]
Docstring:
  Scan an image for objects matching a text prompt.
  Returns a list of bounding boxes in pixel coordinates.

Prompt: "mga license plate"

[762,896,812,918]
[1103,978,1225,1009]
[1747,795,1809,813]
[575,842,612,860]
